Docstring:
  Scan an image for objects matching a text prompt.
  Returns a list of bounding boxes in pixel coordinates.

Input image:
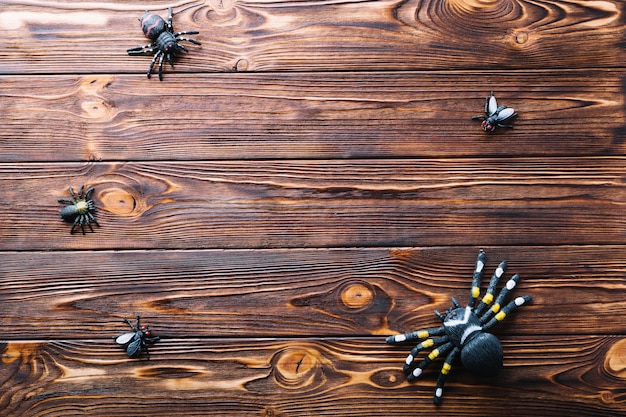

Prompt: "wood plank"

[0,0,623,74]
[0,246,624,338]
[0,336,624,416]
[0,72,624,162]
[0,159,624,250]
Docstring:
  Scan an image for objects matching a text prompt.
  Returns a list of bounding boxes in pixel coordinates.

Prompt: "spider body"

[472,91,517,132]
[386,249,532,405]
[58,185,99,235]
[114,315,160,359]
[127,7,201,81]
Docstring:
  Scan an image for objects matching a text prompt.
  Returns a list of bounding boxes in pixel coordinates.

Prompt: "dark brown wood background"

[1,0,625,415]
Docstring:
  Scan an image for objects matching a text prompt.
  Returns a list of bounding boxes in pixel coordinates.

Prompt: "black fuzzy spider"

[386,249,532,405]
[58,185,99,234]
[127,7,201,81]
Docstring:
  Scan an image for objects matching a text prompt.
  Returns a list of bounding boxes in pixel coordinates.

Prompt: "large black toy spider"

[127,7,201,81]
[114,315,160,359]
[386,249,532,405]
[58,185,99,235]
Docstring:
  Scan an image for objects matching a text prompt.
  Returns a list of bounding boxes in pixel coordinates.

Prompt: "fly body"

[472,91,517,132]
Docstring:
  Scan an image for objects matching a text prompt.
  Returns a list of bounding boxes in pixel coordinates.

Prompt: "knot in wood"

[207,0,237,22]
[340,281,374,311]
[605,338,626,379]
[208,0,236,14]
[99,187,137,215]
[515,31,528,44]
[81,99,114,119]
[272,348,320,389]
[235,59,249,72]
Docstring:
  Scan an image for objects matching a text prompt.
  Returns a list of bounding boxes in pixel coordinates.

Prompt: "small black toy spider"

[58,185,99,235]
[386,249,532,405]
[472,91,517,132]
[114,315,160,359]
[127,7,201,81]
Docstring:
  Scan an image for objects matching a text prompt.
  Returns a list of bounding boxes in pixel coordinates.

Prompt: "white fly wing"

[496,107,516,121]
[115,332,136,345]
[487,94,499,116]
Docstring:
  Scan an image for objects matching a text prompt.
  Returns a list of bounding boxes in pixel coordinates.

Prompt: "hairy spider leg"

[166,7,174,31]
[403,335,450,373]
[70,215,83,234]
[433,347,460,405]
[68,185,80,200]
[84,186,95,199]
[407,341,454,382]
[474,260,507,316]
[479,273,521,324]
[157,52,166,80]
[127,43,156,54]
[166,51,176,68]
[87,212,100,228]
[386,326,446,345]
[468,249,486,308]
[146,50,162,79]
[83,215,91,233]
[174,32,201,45]
[82,214,95,233]
[482,295,533,331]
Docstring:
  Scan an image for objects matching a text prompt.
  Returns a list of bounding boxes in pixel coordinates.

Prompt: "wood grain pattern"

[0,337,625,416]
[0,72,624,162]
[0,0,623,73]
[0,246,624,339]
[1,159,624,249]
[1,0,626,415]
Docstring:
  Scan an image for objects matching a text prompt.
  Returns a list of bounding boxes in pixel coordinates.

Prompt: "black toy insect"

[386,249,532,405]
[58,185,99,235]
[127,7,201,81]
[472,91,517,132]
[114,315,160,359]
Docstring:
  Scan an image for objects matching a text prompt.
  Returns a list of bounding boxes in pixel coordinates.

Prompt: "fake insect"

[472,91,517,132]
[114,315,160,359]
[386,249,532,405]
[127,7,201,81]
[58,185,99,235]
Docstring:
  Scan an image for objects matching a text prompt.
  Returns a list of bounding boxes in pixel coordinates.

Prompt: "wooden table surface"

[1,0,625,415]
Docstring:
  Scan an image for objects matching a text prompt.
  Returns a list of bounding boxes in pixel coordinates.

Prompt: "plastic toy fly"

[472,92,517,132]
[114,315,160,359]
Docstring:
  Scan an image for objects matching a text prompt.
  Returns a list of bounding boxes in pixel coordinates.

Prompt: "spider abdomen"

[140,12,167,40]
[460,332,503,376]
[59,204,80,221]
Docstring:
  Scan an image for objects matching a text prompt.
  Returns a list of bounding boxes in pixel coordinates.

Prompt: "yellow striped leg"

[402,335,450,373]
[483,295,533,330]
[469,249,487,308]
[386,326,446,345]
[407,341,454,382]
[475,260,507,316]
[433,347,460,405]
[480,273,521,324]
